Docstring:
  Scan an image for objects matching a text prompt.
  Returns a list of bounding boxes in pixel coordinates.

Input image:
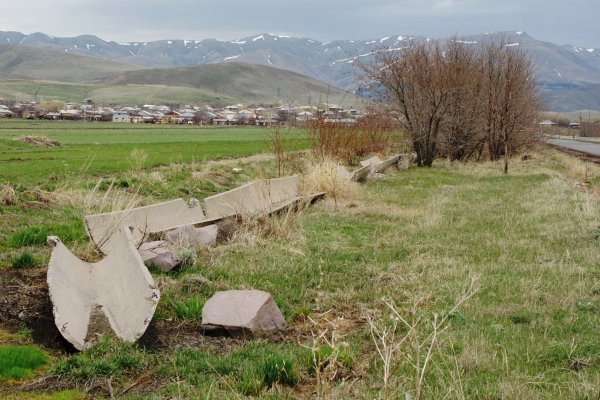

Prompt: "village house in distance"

[0,98,363,126]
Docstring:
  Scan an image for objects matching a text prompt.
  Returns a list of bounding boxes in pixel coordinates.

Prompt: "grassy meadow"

[0,120,599,399]
[0,120,308,185]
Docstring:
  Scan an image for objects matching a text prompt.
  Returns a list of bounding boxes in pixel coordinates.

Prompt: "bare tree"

[441,40,486,161]
[359,42,452,166]
[481,41,540,173]
[360,38,540,171]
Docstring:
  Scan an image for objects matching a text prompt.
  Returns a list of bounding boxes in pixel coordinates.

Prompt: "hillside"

[0,79,239,106]
[0,44,140,83]
[541,83,600,113]
[100,62,356,106]
[1,30,599,110]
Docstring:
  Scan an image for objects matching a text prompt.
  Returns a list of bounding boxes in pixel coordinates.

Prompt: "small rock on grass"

[202,290,286,337]
[166,224,218,247]
[215,219,242,242]
[138,240,177,272]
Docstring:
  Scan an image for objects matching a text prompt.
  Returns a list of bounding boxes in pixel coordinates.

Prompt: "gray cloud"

[0,0,598,47]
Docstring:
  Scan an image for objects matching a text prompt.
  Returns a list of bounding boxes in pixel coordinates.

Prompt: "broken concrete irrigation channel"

[45,155,409,350]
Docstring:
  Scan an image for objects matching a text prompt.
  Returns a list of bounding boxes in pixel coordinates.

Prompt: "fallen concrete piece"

[350,165,370,182]
[138,240,178,272]
[360,155,400,174]
[166,224,218,247]
[204,176,301,219]
[47,227,160,350]
[202,290,286,337]
[376,155,400,173]
[85,198,209,253]
[360,155,383,172]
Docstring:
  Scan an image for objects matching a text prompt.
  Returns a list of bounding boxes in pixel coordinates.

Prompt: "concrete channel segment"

[351,165,370,181]
[360,155,401,174]
[85,198,209,253]
[47,226,160,351]
[376,155,401,172]
[204,176,300,219]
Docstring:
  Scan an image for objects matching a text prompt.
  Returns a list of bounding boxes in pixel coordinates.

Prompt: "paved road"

[547,138,600,157]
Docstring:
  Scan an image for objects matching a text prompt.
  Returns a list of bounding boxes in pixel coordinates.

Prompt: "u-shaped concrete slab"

[47,226,160,351]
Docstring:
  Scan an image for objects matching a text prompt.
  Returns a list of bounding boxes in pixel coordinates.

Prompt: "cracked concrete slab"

[360,155,383,173]
[376,155,400,172]
[85,198,208,253]
[47,226,160,350]
[360,155,400,173]
[204,176,300,219]
[351,165,370,181]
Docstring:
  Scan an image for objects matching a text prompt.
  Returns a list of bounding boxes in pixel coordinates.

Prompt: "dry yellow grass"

[300,158,361,202]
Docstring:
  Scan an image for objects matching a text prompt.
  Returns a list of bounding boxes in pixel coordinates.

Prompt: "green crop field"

[1,120,599,399]
[0,120,308,185]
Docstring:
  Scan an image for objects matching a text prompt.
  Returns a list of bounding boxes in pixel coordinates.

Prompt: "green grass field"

[0,345,49,382]
[0,121,599,398]
[0,120,307,185]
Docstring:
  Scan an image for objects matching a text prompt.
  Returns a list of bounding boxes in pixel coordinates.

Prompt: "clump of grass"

[9,222,86,248]
[259,354,298,386]
[235,207,305,245]
[129,148,148,172]
[175,248,197,269]
[171,297,204,320]
[1,184,18,206]
[11,251,38,269]
[0,345,49,382]
[170,342,302,396]
[80,179,140,215]
[548,149,600,182]
[53,337,144,382]
[300,158,360,201]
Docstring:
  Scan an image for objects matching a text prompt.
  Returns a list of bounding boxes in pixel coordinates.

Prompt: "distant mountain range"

[0,30,598,111]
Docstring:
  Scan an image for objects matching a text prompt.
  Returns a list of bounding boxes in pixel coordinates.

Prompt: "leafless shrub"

[302,312,351,399]
[580,122,600,138]
[367,276,479,400]
[308,114,396,165]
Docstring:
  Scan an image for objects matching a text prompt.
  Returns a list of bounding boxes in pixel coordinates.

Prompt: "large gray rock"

[166,224,218,247]
[138,240,178,272]
[216,218,243,242]
[202,290,286,337]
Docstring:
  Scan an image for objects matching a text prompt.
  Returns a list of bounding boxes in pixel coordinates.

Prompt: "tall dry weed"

[300,158,361,204]
[232,206,306,246]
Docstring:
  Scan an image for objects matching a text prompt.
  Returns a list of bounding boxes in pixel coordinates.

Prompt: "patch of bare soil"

[0,267,74,353]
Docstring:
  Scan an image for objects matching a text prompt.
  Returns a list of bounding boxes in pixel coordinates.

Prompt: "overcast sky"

[0,0,598,47]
